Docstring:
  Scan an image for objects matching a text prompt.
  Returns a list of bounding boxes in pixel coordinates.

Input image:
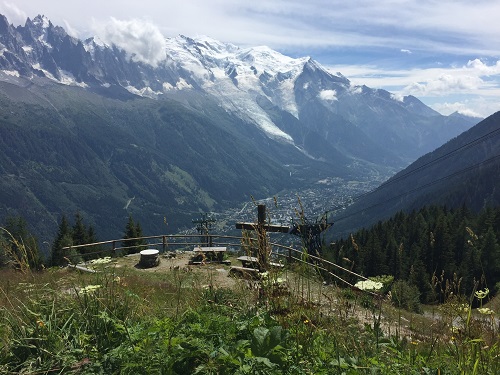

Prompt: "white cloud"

[329,58,500,117]
[63,19,79,38]
[401,59,500,97]
[0,1,27,26]
[404,74,483,96]
[318,89,338,101]
[391,93,404,102]
[95,17,166,67]
[466,59,500,75]
[431,101,483,118]
[400,49,412,54]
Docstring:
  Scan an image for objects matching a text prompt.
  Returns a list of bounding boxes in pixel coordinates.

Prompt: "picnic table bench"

[188,246,230,265]
[228,266,261,279]
[236,256,284,270]
[236,255,259,268]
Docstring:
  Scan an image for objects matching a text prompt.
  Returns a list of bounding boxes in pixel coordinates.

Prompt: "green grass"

[0,255,499,374]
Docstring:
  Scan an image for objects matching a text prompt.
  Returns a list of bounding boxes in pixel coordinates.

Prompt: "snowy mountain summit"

[0,13,477,163]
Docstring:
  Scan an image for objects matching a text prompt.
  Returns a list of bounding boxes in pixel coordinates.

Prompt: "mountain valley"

[0,13,483,246]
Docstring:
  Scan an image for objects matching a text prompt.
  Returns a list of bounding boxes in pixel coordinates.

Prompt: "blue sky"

[2,0,500,118]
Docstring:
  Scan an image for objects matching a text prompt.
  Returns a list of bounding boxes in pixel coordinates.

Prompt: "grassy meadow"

[0,249,499,374]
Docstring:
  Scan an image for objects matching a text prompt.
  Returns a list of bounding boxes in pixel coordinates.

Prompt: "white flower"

[89,257,112,265]
[79,284,102,294]
[475,288,489,299]
[355,280,383,291]
[477,307,494,315]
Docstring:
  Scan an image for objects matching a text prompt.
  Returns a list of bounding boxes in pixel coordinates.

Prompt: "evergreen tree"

[69,212,102,260]
[82,223,100,260]
[135,221,147,250]
[72,212,88,245]
[51,215,82,266]
[122,214,145,254]
[332,205,500,303]
[480,226,500,287]
[0,234,10,268]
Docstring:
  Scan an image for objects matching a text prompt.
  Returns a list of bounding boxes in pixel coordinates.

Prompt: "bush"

[390,280,422,313]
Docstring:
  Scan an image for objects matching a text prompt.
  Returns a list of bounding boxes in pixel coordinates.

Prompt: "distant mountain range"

[330,111,500,240]
[0,14,481,243]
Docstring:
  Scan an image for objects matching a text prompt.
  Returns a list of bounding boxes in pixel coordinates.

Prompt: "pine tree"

[72,212,92,260]
[480,226,500,287]
[122,214,139,254]
[135,221,147,251]
[51,215,82,266]
[72,212,87,245]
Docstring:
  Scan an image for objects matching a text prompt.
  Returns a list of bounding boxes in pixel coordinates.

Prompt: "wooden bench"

[189,246,229,265]
[229,266,260,279]
[236,256,284,269]
[236,256,259,268]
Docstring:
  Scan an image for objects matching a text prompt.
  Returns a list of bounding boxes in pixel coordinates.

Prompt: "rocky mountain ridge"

[0,13,482,244]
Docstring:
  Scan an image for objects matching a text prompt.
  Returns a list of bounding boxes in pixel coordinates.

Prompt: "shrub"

[390,280,422,313]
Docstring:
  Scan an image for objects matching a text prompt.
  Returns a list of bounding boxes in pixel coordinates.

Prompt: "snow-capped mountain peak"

[30,14,50,29]
[0,13,476,157]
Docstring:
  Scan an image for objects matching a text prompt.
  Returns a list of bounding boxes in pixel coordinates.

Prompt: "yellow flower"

[36,319,45,328]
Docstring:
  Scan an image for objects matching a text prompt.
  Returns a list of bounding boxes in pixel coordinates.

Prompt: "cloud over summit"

[97,18,166,67]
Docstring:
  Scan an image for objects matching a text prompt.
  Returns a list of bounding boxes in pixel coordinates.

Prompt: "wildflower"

[79,284,102,294]
[354,279,383,291]
[89,257,112,265]
[477,307,495,315]
[475,288,489,300]
[304,319,309,324]
[36,319,45,328]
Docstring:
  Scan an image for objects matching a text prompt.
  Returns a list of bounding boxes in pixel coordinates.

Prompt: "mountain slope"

[330,111,500,239]
[0,80,302,239]
[0,14,478,166]
[0,13,482,244]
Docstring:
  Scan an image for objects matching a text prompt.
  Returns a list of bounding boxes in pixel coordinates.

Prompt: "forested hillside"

[330,111,500,239]
[327,205,500,304]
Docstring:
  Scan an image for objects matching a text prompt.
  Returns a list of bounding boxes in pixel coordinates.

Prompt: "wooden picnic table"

[236,256,259,268]
[189,246,229,265]
[236,256,284,269]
